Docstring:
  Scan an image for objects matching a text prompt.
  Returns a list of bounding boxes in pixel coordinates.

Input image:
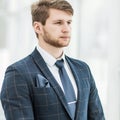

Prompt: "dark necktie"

[55,59,76,119]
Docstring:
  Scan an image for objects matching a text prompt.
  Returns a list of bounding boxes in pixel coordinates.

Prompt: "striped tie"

[55,59,76,119]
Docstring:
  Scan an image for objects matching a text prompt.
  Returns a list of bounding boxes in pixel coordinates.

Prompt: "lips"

[60,36,70,39]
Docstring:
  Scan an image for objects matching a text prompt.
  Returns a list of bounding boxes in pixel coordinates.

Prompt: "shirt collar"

[36,44,65,67]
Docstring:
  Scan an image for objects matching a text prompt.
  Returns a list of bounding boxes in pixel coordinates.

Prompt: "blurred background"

[0,0,120,119]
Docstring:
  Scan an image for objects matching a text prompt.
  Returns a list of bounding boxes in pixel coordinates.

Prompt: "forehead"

[48,8,72,21]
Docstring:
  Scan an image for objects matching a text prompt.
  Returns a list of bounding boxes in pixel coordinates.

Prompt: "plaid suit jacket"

[1,48,105,120]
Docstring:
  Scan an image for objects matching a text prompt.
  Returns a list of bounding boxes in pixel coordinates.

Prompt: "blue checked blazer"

[1,48,105,120]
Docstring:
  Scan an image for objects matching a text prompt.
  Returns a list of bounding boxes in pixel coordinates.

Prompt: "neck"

[38,42,64,59]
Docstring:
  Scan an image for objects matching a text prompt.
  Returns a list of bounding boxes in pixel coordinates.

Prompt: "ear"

[33,22,43,34]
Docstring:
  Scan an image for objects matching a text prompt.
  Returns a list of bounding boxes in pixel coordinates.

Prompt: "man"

[1,0,105,120]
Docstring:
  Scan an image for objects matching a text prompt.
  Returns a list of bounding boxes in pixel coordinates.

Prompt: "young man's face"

[40,8,72,48]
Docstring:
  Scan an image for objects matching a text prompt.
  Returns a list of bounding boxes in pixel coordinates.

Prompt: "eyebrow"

[52,19,72,22]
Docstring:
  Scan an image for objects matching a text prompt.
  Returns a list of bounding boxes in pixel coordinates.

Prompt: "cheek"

[52,28,60,33]
[44,26,61,37]
[50,30,60,37]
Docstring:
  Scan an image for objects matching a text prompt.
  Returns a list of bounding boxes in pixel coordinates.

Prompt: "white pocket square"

[36,74,50,88]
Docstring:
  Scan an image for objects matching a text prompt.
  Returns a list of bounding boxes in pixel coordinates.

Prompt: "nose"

[62,23,71,33]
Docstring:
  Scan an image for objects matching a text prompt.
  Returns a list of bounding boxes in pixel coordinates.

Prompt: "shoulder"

[9,55,31,68]
[65,56,95,85]
[6,53,34,75]
[7,48,38,71]
[65,55,93,78]
[65,55,90,69]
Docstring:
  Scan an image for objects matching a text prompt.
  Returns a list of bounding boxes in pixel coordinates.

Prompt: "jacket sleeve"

[87,65,105,120]
[0,66,34,120]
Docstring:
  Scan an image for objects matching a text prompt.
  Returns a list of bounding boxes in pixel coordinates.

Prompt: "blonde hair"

[31,0,73,25]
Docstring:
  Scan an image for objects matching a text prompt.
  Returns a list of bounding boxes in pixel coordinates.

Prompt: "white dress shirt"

[36,45,78,99]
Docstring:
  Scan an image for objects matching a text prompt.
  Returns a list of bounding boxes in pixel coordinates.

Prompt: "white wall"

[107,0,120,119]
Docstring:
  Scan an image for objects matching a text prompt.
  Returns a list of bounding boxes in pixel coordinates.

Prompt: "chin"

[62,43,69,47]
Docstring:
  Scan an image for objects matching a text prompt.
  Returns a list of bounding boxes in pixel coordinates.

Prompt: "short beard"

[42,29,70,48]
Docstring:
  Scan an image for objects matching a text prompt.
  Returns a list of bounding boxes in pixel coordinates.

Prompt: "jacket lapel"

[65,56,82,120]
[30,49,73,119]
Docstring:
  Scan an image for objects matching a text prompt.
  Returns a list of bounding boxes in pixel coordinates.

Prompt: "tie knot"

[55,59,64,68]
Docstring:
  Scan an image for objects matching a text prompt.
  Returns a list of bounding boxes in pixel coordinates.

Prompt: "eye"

[55,21,62,25]
[67,21,72,25]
